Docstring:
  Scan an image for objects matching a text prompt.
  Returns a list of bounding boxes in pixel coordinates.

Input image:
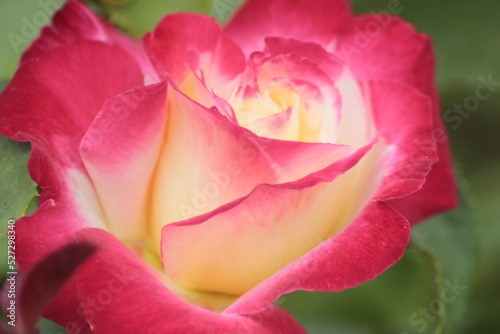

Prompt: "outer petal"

[80,82,168,243]
[0,40,144,332]
[225,0,352,56]
[0,41,143,165]
[161,142,375,295]
[0,40,143,231]
[369,81,438,201]
[225,201,409,314]
[20,0,107,63]
[143,13,245,97]
[336,15,457,222]
[55,228,305,334]
[21,0,157,83]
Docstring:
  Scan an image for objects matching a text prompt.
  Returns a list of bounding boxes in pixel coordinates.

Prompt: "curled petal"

[143,13,245,97]
[161,143,373,296]
[225,0,352,56]
[80,82,168,243]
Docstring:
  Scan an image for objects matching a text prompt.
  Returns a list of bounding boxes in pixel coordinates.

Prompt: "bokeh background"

[0,0,498,333]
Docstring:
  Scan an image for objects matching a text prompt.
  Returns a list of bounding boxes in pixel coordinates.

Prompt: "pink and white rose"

[0,0,456,332]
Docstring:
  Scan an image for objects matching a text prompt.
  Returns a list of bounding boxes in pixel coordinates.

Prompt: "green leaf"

[0,0,64,81]
[0,136,37,223]
[0,135,37,282]
[210,0,244,23]
[35,317,66,334]
[100,0,216,38]
[411,188,477,334]
[454,166,500,333]
[0,79,7,93]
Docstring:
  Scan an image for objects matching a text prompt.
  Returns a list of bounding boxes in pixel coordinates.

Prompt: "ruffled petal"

[143,13,245,97]
[225,0,352,56]
[366,79,456,223]
[231,40,343,143]
[262,37,344,83]
[368,81,437,201]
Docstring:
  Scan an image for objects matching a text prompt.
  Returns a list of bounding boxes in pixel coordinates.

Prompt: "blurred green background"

[0,0,498,333]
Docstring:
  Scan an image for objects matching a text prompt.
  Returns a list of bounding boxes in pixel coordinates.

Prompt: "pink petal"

[0,40,144,234]
[263,37,344,82]
[336,15,457,222]
[80,82,168,243]
[0,40,144,332]
[0,39,144,228]
[225,201,410,314]
[225,0,352,56]
[143,13,245,96]
[161,143,373,296]
[245,107,300,140]
[53,228,305,334]
[0,40,143,166]
[21,0,157,82]
[233,41,343,142]
[368,80,456,222]
[369,81,437,201]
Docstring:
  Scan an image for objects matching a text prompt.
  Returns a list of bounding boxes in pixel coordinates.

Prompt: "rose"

[0,0,456,333]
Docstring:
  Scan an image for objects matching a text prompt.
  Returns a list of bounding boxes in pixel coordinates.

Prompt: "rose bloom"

[0,0,456,333]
